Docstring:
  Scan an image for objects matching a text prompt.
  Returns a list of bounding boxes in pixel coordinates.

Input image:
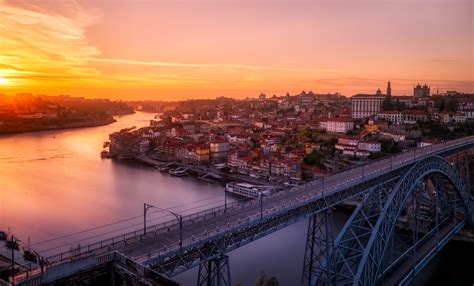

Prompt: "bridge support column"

[301,209,334,286]
[197,254,231,286]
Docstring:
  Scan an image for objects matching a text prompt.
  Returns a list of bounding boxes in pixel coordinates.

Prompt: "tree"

[395,100,406,111]
[369,151,386,160]
[304,150,323,166]
[445,97,458,112]
[381,98,394,111]
[265,277,279,286]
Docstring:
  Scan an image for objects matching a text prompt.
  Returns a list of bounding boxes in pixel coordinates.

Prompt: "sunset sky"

[0,0,472,100]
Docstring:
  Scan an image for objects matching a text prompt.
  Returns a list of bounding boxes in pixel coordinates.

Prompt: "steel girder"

[147,168,409,276]
[312,177,400,285]
[302,210,334,286]
[324,156,472,286]
[197,254,231,286]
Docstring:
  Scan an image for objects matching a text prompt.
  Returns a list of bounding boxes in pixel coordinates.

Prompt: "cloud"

[88,58,313,72]
[0,0,101,82]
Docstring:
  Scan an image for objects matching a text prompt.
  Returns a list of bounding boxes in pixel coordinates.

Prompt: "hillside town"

[104,83,474,188]
[0,93,134,133]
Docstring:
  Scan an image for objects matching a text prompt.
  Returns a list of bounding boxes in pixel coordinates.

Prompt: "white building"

[351,95,385,119]
[319,118,354,133]
[460,109,474,119]
[335,137,381,157]
[358,141,381,153]
[441,112,466,124]
[376,111,403,124]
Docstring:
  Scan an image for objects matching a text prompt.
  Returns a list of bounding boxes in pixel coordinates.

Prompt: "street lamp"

[6,234,43,284]
[10,235,16,284]
[144,203,183,251]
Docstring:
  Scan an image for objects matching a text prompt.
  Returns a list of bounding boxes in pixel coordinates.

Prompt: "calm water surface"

[0,112,471,285]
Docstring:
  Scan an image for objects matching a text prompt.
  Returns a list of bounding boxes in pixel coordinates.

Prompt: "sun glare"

[0,78,8,85]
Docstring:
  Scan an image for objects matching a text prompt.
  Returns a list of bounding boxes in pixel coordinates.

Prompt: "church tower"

[386,81,392,100]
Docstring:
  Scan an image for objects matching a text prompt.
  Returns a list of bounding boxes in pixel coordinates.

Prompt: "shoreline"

[0,111,137,135]
[0,118,116,135]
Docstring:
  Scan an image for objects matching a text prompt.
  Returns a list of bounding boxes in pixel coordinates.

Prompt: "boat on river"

[169,167,188,177]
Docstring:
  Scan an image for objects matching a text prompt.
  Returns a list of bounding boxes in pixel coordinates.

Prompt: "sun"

[0,78,8,85]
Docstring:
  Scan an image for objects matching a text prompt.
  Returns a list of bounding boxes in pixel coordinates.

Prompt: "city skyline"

[0,0,473,100]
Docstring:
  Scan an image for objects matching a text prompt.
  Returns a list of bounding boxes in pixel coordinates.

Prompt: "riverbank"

[0,117,117,135]
[133,155,285,188]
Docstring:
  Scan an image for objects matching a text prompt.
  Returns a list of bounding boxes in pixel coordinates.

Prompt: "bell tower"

[386,81,392,100]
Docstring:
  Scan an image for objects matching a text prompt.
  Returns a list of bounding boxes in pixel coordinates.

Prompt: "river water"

[0,112,472,285]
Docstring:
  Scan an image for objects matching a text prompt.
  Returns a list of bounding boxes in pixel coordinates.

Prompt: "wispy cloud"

[0,0,101,85]
[88,58,313,72]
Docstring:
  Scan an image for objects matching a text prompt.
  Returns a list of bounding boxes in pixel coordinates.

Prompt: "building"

[195,146,210,163]
[376,111,403,124]
[358,141,381,153]
[460,109,474,120]
[441,112,466,124]
[300,93,314,107]
[413,83,430,99]
[376,110,428,124]
[380,131,406,142]
[209,139,230,163]
[319,118,354,133]
[335,137,381,157]
[351,94,385,119]
[418,139,441,147]
[401,110,429,124]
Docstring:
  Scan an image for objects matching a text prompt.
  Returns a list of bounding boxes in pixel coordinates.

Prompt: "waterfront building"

[209,139,230,163]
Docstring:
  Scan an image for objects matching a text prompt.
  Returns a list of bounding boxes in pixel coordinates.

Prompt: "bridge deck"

[44,137,473,272]
[383,220,465,285]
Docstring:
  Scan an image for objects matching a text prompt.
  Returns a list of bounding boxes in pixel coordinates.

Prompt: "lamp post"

[11,235,14,285]
[144,203,183,251]
[259,193,263,220]
[224,190,227,213]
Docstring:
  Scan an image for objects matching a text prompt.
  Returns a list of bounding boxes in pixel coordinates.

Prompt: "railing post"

[179,215,183,252]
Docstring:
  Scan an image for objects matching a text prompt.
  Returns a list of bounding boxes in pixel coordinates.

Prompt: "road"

[46,136,474,269]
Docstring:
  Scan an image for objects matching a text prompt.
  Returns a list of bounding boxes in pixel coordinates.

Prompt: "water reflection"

[0,112,470,285]
[0,112,226,253]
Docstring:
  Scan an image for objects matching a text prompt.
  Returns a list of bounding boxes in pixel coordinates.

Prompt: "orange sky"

[0,0,472,100]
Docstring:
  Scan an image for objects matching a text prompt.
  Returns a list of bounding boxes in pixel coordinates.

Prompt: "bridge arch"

[325,156,473,286]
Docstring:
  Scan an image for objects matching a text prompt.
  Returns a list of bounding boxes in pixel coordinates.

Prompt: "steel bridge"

[16,136,474,286]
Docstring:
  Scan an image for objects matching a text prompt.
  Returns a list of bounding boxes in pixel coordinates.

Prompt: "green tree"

[381,98,394,111]
[369,152,386,160]
[304,150,323,166]
[445,97,458,112]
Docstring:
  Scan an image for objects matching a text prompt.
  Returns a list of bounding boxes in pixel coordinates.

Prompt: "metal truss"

[301,209,334,286]
[145,142,473,278]
[147,167,409,276]
[197,254,231,286]
[318,156,473,286]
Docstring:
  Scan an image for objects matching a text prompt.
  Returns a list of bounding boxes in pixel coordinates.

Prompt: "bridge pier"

[301,209,334,286]
[197,254,231,286]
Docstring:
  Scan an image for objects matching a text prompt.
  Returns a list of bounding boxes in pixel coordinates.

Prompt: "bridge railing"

[45,136,474,265]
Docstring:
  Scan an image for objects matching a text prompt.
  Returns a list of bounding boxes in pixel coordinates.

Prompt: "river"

[0,112,472,285]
